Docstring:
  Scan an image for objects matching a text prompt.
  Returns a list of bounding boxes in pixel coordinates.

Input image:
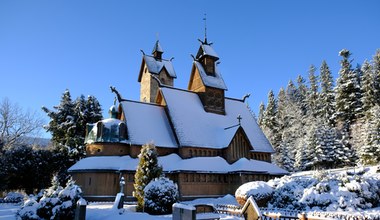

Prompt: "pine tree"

[261,90,278,146]
[373,50,380,105]
[133,143,163,211]
[307,65,319,118]
[359,105,380,165]
[335,49,362,127]
[258,102,265,126]
[361,60,375,119]
[319,60,336,126]
[296,75,308,115]
[42,90,102,160]
[42,90,76,147]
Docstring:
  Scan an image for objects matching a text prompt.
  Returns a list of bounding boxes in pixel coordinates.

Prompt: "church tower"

[138,41,177,103]
[188,38,228,114]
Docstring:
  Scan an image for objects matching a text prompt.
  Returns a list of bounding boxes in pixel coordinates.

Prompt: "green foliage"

[42,89,102,184]
[0,145,60,194]
[42,90,102,160]
[133,143,163,212]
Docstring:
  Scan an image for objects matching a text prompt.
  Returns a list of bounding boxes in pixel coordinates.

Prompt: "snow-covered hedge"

[143,177,179,215]
[235,181,273,206]
[267,167,380,211]
[2,192,25,203]
[16,178,83,220]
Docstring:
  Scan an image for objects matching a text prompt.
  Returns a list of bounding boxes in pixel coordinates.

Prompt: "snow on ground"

[0,204,19,220]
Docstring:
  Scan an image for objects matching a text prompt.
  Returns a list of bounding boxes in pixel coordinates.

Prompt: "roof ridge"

[120,99,164,107]
[144,54,171,62]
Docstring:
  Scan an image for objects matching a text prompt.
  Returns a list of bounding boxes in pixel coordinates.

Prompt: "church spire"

[203,13,208,45]
[152,40,163,60]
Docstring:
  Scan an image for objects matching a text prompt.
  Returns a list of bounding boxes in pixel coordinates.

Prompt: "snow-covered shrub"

[266,168,380,212]
[17,177,83,220]
[235,181,273,206]
[268,176,316,210]
[3,192,25,203]
[143,177,178,215]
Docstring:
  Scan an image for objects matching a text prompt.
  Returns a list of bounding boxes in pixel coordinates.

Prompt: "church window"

[88,177,92,186]
[184,174,188,182]
[97,149,101,153]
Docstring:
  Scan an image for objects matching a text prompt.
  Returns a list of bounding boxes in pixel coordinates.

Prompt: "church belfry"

[188,39,228,115]
[138,40,176,103]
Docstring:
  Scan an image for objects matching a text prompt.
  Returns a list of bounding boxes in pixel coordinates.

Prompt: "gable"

[225,126,253,163]
[138,55,176,82]
[188,61,227,91]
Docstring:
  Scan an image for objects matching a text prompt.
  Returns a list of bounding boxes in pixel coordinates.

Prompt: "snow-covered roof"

[121,100,177,148]
[142,55,176,78]
[194,61,227,90]
[160,87,274,152]
[68,153,288,175]
[196,44,219,60]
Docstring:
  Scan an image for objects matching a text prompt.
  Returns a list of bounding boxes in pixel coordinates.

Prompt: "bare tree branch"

[0,97,44,148]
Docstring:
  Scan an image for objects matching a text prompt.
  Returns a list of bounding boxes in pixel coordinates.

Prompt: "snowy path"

[0,204,18,220]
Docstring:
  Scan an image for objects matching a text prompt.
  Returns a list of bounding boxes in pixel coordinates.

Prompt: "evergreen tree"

[373,50,380,105]
[307,65,319,118]
[258,102,265,126]
[42,90,102,160]
[296,75,308,115]
[319,60,336,126]
[359,105,380,165]
[335,49,361,127]
[261,90,278,146]
[133,143,163,212]
[361,60,375,119]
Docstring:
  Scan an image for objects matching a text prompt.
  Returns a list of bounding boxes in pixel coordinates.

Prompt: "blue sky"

[1,1,380,137]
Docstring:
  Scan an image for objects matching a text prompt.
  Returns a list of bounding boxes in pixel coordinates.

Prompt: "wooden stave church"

[68,38,288,201]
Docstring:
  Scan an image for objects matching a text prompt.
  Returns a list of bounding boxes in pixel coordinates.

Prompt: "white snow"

[200,44,219,58]
[121,101,178,148]
[69,153,287,175]
[235,181,273,200]
[143,55,177,78]
[160,86,275,153]
[194,61,228,90]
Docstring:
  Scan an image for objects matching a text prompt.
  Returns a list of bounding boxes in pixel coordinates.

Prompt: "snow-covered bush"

[266,167,380,211]
[143,177,178,215]
[235,181,273,206]
[3,192,25,203]
[16,177,83,220]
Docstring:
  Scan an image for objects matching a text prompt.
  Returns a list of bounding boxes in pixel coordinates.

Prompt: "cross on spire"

[203,13,208,44]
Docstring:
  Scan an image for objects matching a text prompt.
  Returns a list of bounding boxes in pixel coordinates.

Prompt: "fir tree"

[261,90,278,146]
[42,90,102,160]
[359,105,380,165]
[133,143,163,212]
[335,49,361,127]
[258,102,265,126]
[307,65,319,118]
[361,60,375,119]
[373,50,380,105]
[296,75,308,115]
[319,60,336,126]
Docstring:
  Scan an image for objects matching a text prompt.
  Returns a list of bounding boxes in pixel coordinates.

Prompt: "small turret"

[138,40,177,103]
